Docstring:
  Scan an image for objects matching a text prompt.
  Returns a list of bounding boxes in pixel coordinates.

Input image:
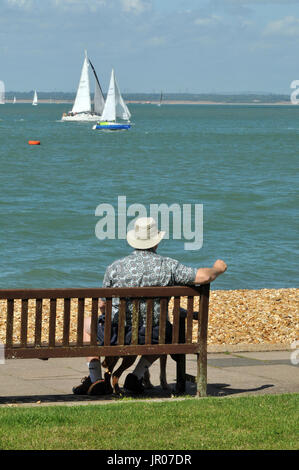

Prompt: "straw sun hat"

[126,217,165,249]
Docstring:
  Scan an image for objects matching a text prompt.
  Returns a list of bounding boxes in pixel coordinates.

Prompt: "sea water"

[0,103,298,290]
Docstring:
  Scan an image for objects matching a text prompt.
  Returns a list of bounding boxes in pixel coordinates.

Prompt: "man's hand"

[194,259,227,284]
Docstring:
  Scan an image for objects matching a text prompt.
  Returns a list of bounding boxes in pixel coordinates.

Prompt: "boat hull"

[61,113,102,122]
[93,122,131,130]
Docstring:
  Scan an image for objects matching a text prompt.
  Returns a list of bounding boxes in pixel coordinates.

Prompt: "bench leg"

[197,352,207,397]
[176,354,186,394]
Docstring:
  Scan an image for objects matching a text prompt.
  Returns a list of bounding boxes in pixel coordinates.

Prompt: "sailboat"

[62,50,105,122]
[93,68,131,130]
[157,91,162,107]
[32,90,38,106]
[13,96,16,104]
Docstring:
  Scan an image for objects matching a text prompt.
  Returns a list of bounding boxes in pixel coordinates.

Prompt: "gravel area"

[183,288,298,345]
[0,288,298,347]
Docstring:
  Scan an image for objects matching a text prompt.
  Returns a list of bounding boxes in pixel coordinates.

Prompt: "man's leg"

[83,317,102,383]
[131,355,159,378]
[73,317,112,395]
[124,355,159,393]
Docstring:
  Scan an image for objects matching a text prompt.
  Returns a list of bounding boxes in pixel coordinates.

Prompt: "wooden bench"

[0,284,210,397]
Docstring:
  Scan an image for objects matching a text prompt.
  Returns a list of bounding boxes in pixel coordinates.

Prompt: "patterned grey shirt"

[102,249,197,327]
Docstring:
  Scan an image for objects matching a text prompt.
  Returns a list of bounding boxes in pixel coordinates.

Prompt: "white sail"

[115,73,131,120]
[89,59,105,116]
[13,96,16,104]
[32,90,38,106]
[0,81,5,104]
[101,69,131,122]
[71,52,91,114]
[94,80,105,115]
[101,69,116,121]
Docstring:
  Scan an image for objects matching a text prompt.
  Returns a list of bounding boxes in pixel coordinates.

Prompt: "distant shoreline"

[3,99,294,106]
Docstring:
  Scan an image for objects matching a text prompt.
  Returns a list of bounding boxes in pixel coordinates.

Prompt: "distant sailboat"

[62,50,104,121]
[13,96,16,104]
[0,81,5,104]
[93,68,131,130]
[32,90,38,106]
[157,91,163,107]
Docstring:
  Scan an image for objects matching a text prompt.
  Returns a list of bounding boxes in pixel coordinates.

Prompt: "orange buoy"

[28,140,41,145]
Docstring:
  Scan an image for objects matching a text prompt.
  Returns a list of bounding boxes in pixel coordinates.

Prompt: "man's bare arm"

[194,259,227,284]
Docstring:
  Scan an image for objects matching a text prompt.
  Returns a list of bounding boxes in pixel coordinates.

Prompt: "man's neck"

[134,247,157,253]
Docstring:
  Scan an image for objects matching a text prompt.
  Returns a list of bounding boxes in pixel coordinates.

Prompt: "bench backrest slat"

[6,299,14,348]
[104,298,112,346]
[62,298,71,346]
[117,298,126,345]
[34,299,43,347]
[145,299,153,344]
[76,298,85,346]
[131,299,139,345]
[90,298,98,346]
[158,298,168,344]
[172,296,180,344]
[186,296,194,344]
[49,299,57,347]
[20,299,29,347]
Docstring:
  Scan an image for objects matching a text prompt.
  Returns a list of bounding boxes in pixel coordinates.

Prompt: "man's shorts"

[97,314,173,346]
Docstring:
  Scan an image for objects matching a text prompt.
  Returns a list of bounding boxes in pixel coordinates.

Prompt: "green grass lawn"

[0,394,298,450]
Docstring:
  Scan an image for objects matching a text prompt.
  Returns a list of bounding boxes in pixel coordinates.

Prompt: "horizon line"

[3,91,291,96]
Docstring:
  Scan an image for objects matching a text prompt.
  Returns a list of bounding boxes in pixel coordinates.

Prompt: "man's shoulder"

[105,252,135,271]
[105,251,182,272]
[157,253,180,265]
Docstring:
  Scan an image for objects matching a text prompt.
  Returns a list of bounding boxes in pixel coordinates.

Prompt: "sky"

[1,0,299,93]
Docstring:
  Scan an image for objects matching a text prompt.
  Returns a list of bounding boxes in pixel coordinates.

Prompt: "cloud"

[53,0,106,10]
[3,0,151,13]
[4,0,107,10]
[120,0,151,14]
[4,0,33,7]
[263,16,299,37]
[194,15,222,27]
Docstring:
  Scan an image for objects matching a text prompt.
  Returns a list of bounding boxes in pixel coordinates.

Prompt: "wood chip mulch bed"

[0,288,298,347]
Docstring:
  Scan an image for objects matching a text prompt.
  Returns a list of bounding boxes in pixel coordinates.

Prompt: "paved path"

[0,350,298,406]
